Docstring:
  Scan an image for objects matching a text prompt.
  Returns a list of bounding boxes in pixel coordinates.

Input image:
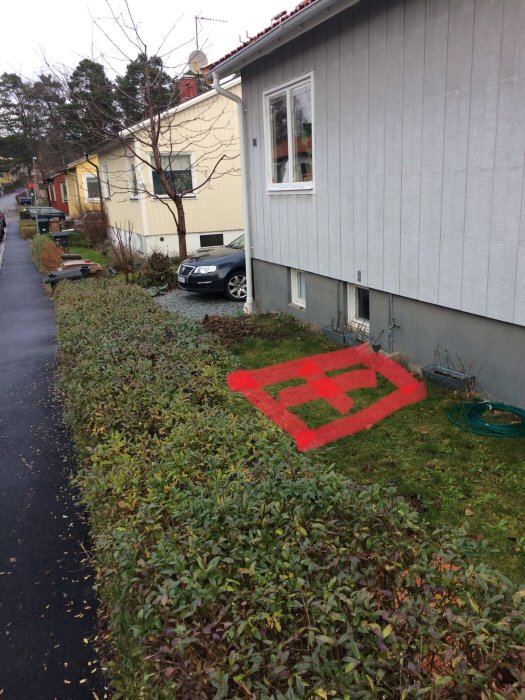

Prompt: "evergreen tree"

[66,59,119,147]
[115,54,178,125]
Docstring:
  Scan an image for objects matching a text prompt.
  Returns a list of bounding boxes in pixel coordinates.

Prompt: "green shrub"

[136,248,177,289]
[66,231,89,247]
[55,279,525,699]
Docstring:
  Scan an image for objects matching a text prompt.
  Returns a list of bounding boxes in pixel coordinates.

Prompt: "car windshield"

[227,234,245,249]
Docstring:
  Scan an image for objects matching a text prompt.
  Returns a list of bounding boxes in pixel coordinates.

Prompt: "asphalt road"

[0,195,108,698]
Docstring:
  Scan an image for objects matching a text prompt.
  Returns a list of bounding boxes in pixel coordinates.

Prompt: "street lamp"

[33,157,39,235]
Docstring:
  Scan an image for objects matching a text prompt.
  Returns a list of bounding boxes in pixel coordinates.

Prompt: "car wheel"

[225,270,247,301]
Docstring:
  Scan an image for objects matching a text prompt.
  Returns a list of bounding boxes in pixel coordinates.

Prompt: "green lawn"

[220,314,525,582]
[68,246,110,266]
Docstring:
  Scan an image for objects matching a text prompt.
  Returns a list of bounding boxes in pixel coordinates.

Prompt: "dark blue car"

[177,234,246,301]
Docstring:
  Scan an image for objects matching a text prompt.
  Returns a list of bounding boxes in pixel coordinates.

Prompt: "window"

[102,163,111,199]
[347,285,370,330]
[128,158,139,198]
[152,154,193,196]
[291,269,306,307]
[200,233,223,247]
[84,175,100,201]
[265,75,313,190]
[59,182,68,202]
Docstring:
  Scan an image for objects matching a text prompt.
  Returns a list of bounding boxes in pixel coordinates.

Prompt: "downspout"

[212,72,254,314]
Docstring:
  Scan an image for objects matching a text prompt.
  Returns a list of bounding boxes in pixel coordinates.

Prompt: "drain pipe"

[212,72,254,314]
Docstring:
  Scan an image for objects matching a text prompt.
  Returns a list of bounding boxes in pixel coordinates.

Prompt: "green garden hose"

[447,401,525,438]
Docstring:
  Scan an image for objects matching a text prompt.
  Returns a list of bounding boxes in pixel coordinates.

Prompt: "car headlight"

[194,265,217,274]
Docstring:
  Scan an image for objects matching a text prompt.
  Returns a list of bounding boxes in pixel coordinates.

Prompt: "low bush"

[66,231,89,247]
[74,208,108,247]
[136,248,177,288]
[55,279,525,699]
[30,234,62,272]
[19,218,38,240]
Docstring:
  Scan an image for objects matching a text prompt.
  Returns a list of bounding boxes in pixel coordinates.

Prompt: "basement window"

[291,269,306,308]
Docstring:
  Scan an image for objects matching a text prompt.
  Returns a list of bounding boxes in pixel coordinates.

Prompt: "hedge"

[55,278,525,699]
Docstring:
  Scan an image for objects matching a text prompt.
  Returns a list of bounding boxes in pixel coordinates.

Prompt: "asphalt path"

[0,195,108,698]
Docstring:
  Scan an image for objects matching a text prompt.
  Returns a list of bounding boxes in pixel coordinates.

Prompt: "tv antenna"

[194,15,227,52]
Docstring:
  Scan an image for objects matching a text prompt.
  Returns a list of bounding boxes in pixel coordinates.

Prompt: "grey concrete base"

[253,259,525,409]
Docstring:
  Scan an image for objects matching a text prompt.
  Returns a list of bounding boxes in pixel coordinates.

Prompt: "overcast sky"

[2,0,296,80]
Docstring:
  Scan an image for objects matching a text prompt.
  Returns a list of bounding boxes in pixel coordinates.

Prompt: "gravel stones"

[156,288,243,321]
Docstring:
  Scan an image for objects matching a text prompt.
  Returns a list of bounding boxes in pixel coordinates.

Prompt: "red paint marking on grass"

[227,344,426,451]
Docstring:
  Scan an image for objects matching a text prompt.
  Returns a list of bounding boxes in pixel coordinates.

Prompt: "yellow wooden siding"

[74,158,100,211]
[101,143,144,235]
[99,81,243,249]
[64,171,80,216]
[64,158,100,217]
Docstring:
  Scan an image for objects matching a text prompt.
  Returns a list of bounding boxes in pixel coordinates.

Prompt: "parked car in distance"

[177,234,247,301]
[20,206,66,221]
[15,190,32,205]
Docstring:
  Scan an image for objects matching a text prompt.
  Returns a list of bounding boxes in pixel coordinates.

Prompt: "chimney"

[179,76,198,102]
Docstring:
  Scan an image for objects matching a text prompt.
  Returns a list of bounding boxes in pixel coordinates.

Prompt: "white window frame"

[59,182,68,203]
[151,152,195,199]
[291,269,306,308]
[263,72,314,193]
[83,174,100,202]
[347,284,370,333]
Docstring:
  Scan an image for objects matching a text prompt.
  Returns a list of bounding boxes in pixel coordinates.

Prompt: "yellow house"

[98,77,243,256]
[64,154,101,217]
[0,171,13,187]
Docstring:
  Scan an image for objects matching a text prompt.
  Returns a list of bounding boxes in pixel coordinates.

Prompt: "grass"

[223,313,525,582]
[68,246,110,266]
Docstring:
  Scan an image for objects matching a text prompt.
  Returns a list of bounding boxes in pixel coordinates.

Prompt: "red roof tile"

[206,0,318,71]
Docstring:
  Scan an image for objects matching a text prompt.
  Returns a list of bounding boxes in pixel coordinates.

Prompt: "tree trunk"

[175,196,187,261]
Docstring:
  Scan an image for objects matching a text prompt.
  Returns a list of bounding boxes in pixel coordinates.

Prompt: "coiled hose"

[447,401,525,438]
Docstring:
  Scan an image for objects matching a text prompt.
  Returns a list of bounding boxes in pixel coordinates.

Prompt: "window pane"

[152,169,162,195]
[270,94,288,183]
[86,177,99,199]
[357,288,370,321]
[291,84,312,182]
[154,154,192,194]
[298,271,306,299]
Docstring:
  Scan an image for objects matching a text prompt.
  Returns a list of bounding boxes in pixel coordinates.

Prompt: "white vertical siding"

[245,0,525,326]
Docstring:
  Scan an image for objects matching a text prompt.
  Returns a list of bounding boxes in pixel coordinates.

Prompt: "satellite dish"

[188,50,208,73]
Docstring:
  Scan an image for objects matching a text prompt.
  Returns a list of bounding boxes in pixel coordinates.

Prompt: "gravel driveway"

[156,288,244,321]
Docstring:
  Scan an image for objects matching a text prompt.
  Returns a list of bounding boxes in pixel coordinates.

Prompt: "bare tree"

[49,0,239,261]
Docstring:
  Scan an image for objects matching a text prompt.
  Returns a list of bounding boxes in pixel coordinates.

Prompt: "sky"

[2,0,297,80]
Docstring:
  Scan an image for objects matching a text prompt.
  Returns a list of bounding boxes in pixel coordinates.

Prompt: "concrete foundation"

[253,259,525,408]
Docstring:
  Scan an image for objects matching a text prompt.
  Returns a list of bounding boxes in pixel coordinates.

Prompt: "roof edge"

[209,0,360,77]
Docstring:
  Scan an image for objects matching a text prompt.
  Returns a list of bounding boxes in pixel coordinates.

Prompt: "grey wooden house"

[209,0,525,407]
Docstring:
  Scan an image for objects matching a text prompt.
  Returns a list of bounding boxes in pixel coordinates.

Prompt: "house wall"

[48,173,69,215]
[243,0,525,328]
[64,171,80,216]
[100,81,244,257]
[252,259,525,407]
[66,158,101,217]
